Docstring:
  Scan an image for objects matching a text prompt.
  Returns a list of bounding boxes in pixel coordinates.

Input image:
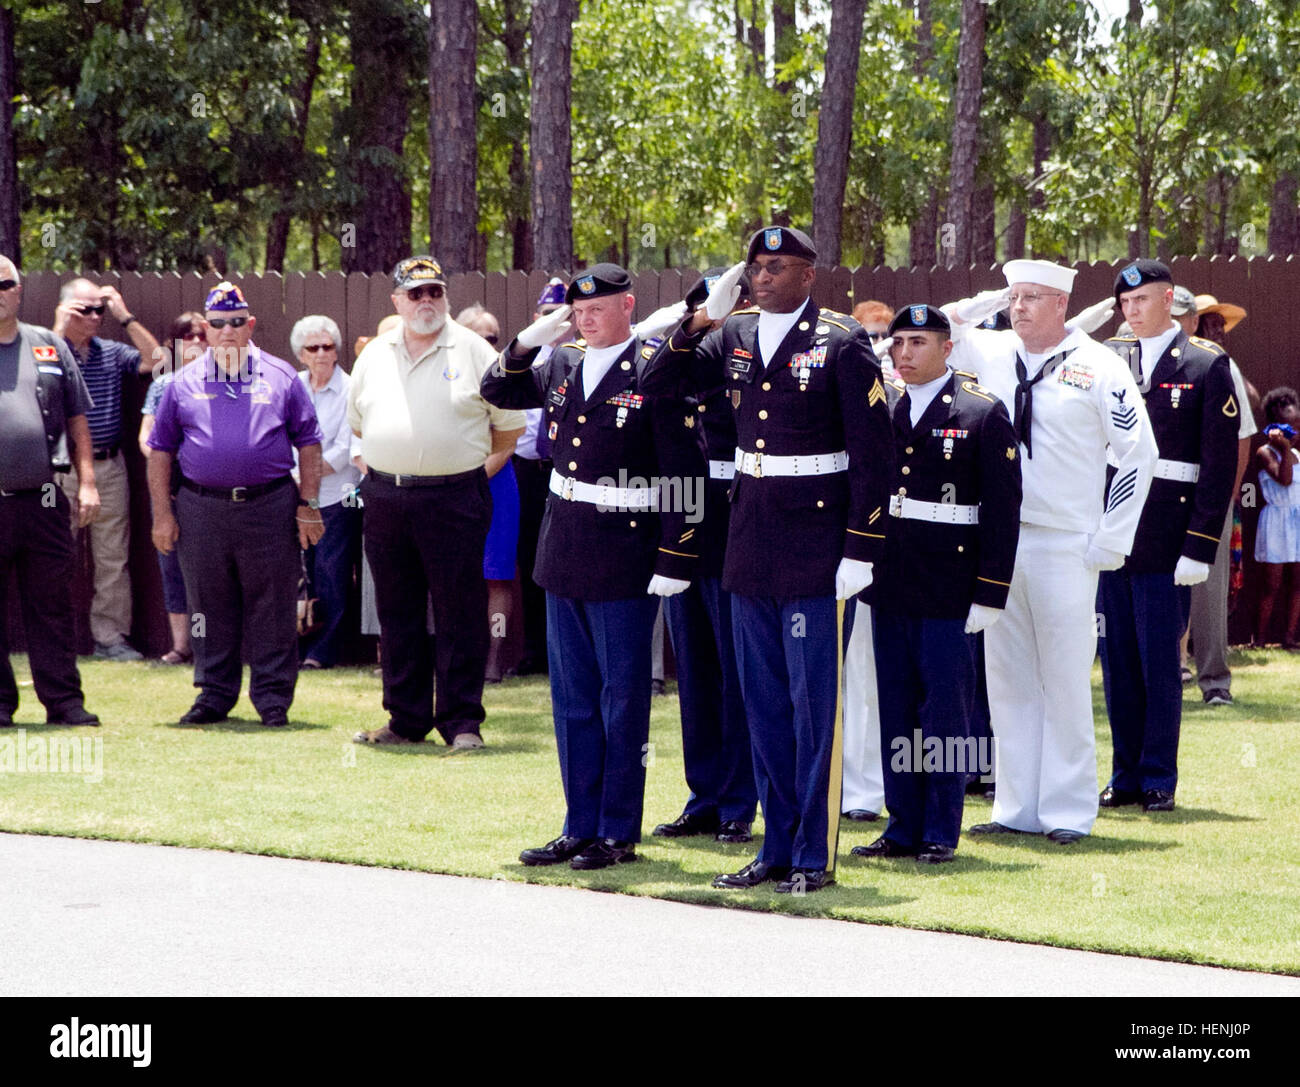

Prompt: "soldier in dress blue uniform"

[480,263,704,871]
[646,226,894,893]
[1099,260,1238,812]
[651,269,758,845]
[850,305,1021,863]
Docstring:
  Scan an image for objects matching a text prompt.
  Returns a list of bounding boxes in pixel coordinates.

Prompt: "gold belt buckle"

[752,452,762,479]
[562,476,575,501]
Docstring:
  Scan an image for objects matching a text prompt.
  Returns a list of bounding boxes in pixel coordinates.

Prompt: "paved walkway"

[2,833,1295,996]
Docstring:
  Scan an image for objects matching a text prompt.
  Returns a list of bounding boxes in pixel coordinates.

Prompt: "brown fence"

[6,257,1299,660]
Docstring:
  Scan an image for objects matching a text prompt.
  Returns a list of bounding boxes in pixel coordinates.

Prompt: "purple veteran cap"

[537,277,566,309]
[204,281,248,311]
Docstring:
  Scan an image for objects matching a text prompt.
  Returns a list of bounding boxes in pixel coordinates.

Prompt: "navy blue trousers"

[731,593,842,870]
[302,501,362,667]
[546,593,659,842]
[663,576,756,823]
[1098,570,1189,794]
[873,611,978,850]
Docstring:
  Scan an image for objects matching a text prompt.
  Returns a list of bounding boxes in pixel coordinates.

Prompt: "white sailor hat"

[1002,259,1077,294]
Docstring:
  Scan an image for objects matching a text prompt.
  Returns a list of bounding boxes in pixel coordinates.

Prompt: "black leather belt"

[93,445,120,460]
[180,475,294,502]
[0,487,43,498]
[368,467,481,488]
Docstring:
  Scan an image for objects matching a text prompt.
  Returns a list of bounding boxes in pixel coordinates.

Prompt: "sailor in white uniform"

[944,260,1157,842]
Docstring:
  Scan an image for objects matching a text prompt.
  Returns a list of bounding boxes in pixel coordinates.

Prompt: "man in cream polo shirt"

[349,256,524,750]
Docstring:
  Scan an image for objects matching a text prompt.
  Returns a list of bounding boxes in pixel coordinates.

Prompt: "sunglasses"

[180,331,206,342]
[302,343,336,353]
[77,303,108,316]
[206,316,249,329]
[405,285,444,302]
[0,278,18,291]
[745,260,805,279]
[866,331,884,341]
[483,333,499,345]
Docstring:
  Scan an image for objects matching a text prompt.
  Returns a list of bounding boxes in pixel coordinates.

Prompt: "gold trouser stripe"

[825,598,846,875]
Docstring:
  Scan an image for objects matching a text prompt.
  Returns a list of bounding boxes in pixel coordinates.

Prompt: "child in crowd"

[1254,386,1300,647]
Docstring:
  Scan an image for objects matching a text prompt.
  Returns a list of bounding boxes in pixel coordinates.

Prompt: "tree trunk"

[265,34,321,273]
[530,0,577,271]
[0,4,18,265]
[428,0,478,272]
[947,0,987,268]
[972,180,996,264]
[812,0,868,265]
[908,0,937,267]
[773,0,796,93]
[502,0,532,270]
[1268,171,1300,255]
[343,0,414,275]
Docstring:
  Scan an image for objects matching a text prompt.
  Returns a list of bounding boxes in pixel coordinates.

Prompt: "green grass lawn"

[1,648,1297,974]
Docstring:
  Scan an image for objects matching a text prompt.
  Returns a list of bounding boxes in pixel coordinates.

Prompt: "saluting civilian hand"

[99,285,130,323]
[636,301,688,341]
[152,512,179,555]
[516,305,572,351]
[943,288,1011,328]
[704,262,748,322]
[1066,297,1115,335]
[835,558,874,600]
[964,603,1003,635]
[1084,541,1125,572]
[1173,556,1210,586]
[647,575,690,597]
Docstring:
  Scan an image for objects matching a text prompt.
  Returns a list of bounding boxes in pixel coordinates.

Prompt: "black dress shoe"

[46,705,100,727]
[716,819,753,843]
[570,839,637,870]
[774,868,834,894]
[851,835,915,858]
[969,821,1030,835]
[917,843,956,863]
[652,811,719,838]
[519,835,595,867]
[842,809,879,822]
[1046,828,1086,844]
[1099,785,1142,807]
[179,703,229,725]
[1142,789,1175,812]
[0,709,14,728]
[260,712,288,728]
[712,859,791,889]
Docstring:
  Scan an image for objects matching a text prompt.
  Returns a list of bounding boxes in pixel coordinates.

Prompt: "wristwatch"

[120,314,136,328]
[298,497,321,510]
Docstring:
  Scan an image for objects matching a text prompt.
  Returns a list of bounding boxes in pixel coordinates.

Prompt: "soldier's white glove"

[964,604,1003,635]
[634,301,687,342]
[516,305,572,350]
[835,558,874,600]
[704,262,747,322]
[1173,556,1210,586]
[1084,543,1126,572]
[1066,297,1116,335]
[942,288,1011,330]
[647,575,690,597]
[872,335,894,361]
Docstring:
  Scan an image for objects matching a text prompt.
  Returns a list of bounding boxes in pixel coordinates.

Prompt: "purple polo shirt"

[147,342,323,488]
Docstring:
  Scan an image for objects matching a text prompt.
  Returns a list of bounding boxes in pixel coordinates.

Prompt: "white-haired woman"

[292,315,363,669]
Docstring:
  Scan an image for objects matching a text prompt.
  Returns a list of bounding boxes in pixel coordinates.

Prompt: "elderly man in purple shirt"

[147,282,325,728]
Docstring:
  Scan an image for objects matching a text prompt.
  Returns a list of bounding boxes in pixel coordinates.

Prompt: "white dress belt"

[734,448,849,478]
[708,459,736,480]
[889,494,980,525]
[1153,458,1200,483]
[548,469,656,509]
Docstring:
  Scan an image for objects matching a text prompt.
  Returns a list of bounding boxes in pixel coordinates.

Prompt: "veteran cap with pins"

[1113,258,1172,301]
[746,225,817,265]
[565,263,632,303]
[392,255,446,292]
[537,276,567,309]
[888,303,951,337]
[204,281,248,311]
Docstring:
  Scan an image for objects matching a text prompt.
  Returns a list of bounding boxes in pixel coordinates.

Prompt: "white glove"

[872,335,894,362]
[835,558,874,600]
[704,261,747,322]
[943,288,1011,328]
[1173,556,1210,586]
[964,603,1003,635]
[516,305,572,350]
[635,301,687,341]
[1066,297,1115,335]
[647,575,690,597]
[1085,544,1126,572]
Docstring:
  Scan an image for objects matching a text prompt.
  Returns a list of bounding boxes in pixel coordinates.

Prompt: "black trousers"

[176,482,300,717]
[0,488,87,717]
[362,470,491,742]
[512,454,551,670]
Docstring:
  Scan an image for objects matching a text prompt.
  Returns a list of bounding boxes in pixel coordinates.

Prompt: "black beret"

[888,303,951,337]
[685,266,752,311]
[746,226,817,265]
[1114,259,1173,301]
[566,263,632,303]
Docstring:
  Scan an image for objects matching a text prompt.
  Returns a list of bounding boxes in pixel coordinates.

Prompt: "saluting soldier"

[480,263,704,871]
[647,226,893,893]
[651,269,758,846]
[851,305,1021,864]
[1099,260,1238,812]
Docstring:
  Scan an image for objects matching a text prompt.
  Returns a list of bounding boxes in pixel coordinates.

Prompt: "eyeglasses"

[745,260,803,279]
[207,316,249,329]
[302,343,336,353]
[0,279,18,291]
[181,331,206,342]
[77,303,107,316]
[1008,292,1060,306]
[482,333,499,345]
[406,285,445,302]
